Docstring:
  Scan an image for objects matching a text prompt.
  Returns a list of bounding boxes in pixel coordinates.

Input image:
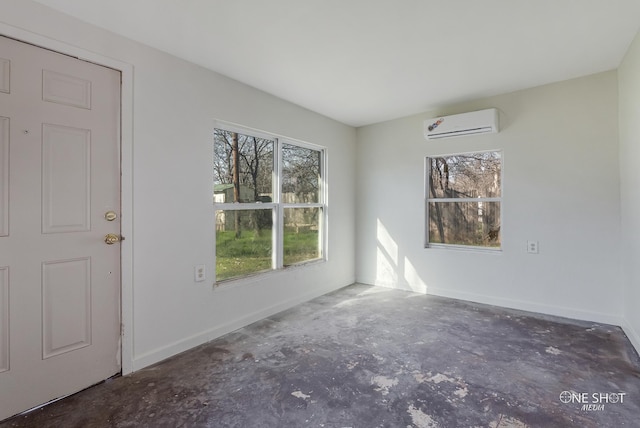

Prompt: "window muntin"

[426,151,502,249]
[214,125,325,282]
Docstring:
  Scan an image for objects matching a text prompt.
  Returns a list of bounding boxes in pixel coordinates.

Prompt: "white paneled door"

[0,36,121,420]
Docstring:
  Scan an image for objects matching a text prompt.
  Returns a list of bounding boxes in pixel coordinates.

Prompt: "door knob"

[104,233,122,245]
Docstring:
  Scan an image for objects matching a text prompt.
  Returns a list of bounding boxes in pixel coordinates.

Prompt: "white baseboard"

[364,279,624,327]
[131,281,351,371]
[426,286,624,326]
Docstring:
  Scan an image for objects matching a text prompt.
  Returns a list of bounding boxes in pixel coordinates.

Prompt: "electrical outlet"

[527,240,539,254]
[194,264,206,282]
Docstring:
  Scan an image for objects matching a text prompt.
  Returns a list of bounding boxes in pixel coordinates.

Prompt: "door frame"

[0,23,135,375]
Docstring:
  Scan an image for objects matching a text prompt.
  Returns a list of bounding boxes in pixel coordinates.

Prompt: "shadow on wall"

[376,218,428,293]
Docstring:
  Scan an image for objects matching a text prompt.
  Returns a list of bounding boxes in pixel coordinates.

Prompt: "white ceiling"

[33,0,640,127]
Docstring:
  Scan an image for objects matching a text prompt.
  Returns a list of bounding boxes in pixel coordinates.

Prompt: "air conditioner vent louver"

[424,108,499,140]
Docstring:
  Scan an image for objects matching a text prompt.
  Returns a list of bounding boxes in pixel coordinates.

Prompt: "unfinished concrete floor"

[2,284,639,428]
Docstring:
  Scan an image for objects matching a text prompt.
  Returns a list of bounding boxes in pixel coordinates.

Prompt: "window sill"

[426,243,502,254]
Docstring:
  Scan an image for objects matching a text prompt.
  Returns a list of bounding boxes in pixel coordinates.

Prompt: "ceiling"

[33,0,640,127]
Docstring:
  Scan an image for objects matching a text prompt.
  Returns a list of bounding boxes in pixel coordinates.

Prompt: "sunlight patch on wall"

[404,257,427,293]
[376,219,399,287]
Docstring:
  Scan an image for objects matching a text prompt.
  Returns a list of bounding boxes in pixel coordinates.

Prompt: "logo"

[428,118,444,132]
[559,391,573,403]
[559,391,627,412]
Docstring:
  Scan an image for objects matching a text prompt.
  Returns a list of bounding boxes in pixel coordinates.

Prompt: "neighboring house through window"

[214,124,326,281]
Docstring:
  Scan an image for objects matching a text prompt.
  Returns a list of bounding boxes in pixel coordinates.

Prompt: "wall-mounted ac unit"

[424,108,499,140]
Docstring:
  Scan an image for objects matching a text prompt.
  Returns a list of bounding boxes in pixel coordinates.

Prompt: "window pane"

[282,144,321,203]
[214,129,274,203]
[215,209,273,280]
[428,202,500,247]
[283,207,320,266]
[428,152,501,199]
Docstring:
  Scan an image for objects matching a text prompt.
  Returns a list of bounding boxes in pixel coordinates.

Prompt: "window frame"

[424,149,503,252]
[213,121,327,283]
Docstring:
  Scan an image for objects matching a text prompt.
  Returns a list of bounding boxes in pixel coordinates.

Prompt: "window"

[426,151,502,249]
[214,125,325,281]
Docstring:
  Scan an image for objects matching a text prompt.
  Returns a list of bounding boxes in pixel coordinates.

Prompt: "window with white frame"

[214,125,326,281]
[426,151,502,249]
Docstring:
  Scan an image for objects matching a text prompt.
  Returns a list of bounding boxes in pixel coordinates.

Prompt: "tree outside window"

[214,127,325,281]
[426,151,502,249]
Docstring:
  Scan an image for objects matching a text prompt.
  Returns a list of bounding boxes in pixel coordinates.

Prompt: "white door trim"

[0,23,135,375]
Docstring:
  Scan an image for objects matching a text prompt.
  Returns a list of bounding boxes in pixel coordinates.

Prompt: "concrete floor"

[2,284,639,428]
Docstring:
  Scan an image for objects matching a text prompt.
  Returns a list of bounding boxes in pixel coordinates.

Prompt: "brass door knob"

[104,233,121,245]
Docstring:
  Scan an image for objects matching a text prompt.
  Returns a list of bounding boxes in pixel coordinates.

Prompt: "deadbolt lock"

[104,233,122,245]
[105,211,118,221]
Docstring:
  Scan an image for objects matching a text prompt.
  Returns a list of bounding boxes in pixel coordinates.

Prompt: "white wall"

[619,29,640,352]
[356,71,623,325]
[1,1,356,371]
